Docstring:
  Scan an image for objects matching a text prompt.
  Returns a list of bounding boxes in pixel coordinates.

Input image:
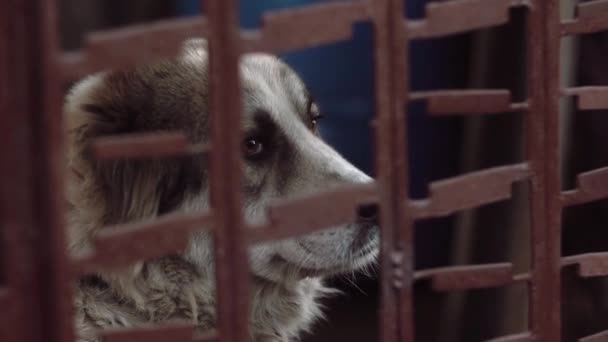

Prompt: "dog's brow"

[251,109,277,136]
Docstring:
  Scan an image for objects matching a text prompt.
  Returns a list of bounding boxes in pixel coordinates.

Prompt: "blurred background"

[58,0,608,341]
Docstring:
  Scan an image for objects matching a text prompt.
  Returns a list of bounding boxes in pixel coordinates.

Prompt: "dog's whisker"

[343,275,367,296]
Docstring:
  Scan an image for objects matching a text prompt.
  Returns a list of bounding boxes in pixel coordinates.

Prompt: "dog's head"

[66,39,378,284]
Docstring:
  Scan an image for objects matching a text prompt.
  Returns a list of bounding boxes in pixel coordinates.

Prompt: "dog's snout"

[357,204,378,224]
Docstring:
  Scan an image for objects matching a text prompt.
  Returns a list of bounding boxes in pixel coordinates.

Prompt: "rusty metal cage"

[3,0,608,341]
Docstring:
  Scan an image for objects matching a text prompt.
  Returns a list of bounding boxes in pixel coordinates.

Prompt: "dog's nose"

[357,204,378,224]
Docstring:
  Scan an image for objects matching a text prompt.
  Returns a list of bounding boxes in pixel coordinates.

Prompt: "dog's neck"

[75,255,329,342]
[67,175,330,342]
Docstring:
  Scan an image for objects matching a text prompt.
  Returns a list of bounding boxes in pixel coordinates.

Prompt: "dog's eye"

[243,138,264,158]
[311,112,323,129]
[307,101,323,130]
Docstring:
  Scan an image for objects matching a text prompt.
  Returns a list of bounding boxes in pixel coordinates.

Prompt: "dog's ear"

[65,71,199,228]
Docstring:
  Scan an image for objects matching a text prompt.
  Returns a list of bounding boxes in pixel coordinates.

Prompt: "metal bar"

[414,263,515,290]
[0,1,74,342]
[91,133,209,160]
[485,332,534,342]
[39,2,75,341]
[99,325,216,342]
[579,330,608,342]
[561,167,608,206]
[525,0,561,340]
[372,0,412,341]
[563,86,608,111]
[562,252,608,278]
[74,211,213,273]
[60,16,208,81]
[410,163,531,219]
[241,1,370,53]
[409,89,516,114]
[0,1,41,340]
[205,1,250,341]
[561,0,608,36]
[407,0,516,40]
[248,184,377,243]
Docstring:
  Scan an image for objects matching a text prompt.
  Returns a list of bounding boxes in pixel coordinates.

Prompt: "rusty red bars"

[415,263,515,291]
[485,332,534,342]
[409,89,526,115]
[99,325,216,342]
[526,0,562,339]
[562,253,608,278]
[372,0,413,341]
[561,0,608,35]
[91,132,209,160]
[561,167,608,206]
[563,86,608,111]
[73,211,212,273]
[60,16,208,82]
[0,1,75,342]
[241,1,369,53]
[407,0,524,40]
[248,183,377,243]
[580,330,608,342]
[410,163,531,219]
[205,1,250,342]
[2,0,608,341]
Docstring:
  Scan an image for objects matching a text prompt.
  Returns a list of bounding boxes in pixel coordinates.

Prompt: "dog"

[65,39,379,342]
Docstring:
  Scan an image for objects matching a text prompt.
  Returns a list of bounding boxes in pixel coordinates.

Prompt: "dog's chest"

[249,277,327,341]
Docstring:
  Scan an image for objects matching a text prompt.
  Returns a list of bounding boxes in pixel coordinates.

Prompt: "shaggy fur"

[66,39,378,342]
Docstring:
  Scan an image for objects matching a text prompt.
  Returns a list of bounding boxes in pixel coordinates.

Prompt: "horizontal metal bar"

[561,167,608,207]
[91,132,209,161]
[562,252,608,278]
[60,16,208,81]
[241,1,369,53]
[484,332,533,342]
[561,0,608,35]
[74,211,212,273]
[407,0,522,39]
[579,329,608,342]
[410,163,531,219]
[100,324,216,342]
[248,183,377,243]
[409,89,521,114]
[563,86,608,110]
[512,272,531,282]
[415,263,515,291]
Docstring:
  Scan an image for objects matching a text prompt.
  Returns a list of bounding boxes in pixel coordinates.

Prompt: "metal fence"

[2,0,608,341]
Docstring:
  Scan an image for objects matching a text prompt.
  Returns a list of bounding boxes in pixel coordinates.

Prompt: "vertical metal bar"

[41,2,76,341]
[540,0,562,339]
[372,0,412,341]
[0,2,39,341]
[526,0,561,340]
[205,1,250,342]
[0,1,73,342]
[0,0,7,290]
[39,1,76,342]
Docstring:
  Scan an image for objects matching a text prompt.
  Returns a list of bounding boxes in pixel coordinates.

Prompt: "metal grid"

[2,0,608,341]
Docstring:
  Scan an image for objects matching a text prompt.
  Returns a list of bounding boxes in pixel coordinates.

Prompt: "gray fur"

[66,39,378,342]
